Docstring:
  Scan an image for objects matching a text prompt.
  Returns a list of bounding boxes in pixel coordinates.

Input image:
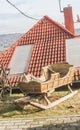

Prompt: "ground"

[0,84,80,118]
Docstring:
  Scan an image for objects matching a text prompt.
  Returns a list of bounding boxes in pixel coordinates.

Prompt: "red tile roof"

[0,16,74,87]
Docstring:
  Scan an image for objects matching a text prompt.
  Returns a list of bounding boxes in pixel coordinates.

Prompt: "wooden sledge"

[14,63,78,110]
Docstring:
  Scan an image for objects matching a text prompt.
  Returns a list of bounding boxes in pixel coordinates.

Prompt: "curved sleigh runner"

[14,63,78,110]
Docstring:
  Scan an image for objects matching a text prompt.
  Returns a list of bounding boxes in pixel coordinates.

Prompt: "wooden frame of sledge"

[14,66,78,110]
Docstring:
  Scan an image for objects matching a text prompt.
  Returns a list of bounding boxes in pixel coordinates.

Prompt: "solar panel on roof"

[9,45,34,74]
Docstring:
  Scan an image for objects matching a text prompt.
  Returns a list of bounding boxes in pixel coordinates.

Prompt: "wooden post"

[43,93,51,104]
[68,84,73,93]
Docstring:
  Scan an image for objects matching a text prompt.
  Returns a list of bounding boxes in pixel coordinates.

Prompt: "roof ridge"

[14,15,74,46]
[0,15,74,58]
[44,15,74,36]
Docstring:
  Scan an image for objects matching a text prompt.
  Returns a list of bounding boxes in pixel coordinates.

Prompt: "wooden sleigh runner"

[14,63,78,110]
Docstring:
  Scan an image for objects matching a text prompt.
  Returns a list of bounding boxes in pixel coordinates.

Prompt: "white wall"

[66,38,80,66]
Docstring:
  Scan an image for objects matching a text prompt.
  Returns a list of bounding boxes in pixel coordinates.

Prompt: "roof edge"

[44,15,75,37]
[0,15,75,57]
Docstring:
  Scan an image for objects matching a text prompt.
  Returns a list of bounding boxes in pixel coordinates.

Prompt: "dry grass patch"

[0,87,80,118]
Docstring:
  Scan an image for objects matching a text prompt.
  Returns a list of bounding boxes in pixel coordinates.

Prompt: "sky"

[0,0,80,34]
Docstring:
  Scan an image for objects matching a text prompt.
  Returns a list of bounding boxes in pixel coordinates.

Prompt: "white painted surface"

[9,45,33,74]
[66,38,80,66]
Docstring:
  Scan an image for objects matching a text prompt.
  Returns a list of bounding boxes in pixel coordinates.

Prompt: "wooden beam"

[67,84,73,93]
[29,90,78,110]
[43,94,51,104]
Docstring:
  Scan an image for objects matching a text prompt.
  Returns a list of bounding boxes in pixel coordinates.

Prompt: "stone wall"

[0,116,80,130]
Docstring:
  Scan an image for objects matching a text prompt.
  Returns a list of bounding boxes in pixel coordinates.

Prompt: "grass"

[0,85,80,118]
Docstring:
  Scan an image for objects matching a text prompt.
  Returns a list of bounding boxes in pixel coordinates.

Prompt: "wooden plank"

[67,84,73,93]
[14,96,30,103]
[29,90,78,110]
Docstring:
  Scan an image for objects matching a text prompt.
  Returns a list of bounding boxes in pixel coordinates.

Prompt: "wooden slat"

[29,90,78,110]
